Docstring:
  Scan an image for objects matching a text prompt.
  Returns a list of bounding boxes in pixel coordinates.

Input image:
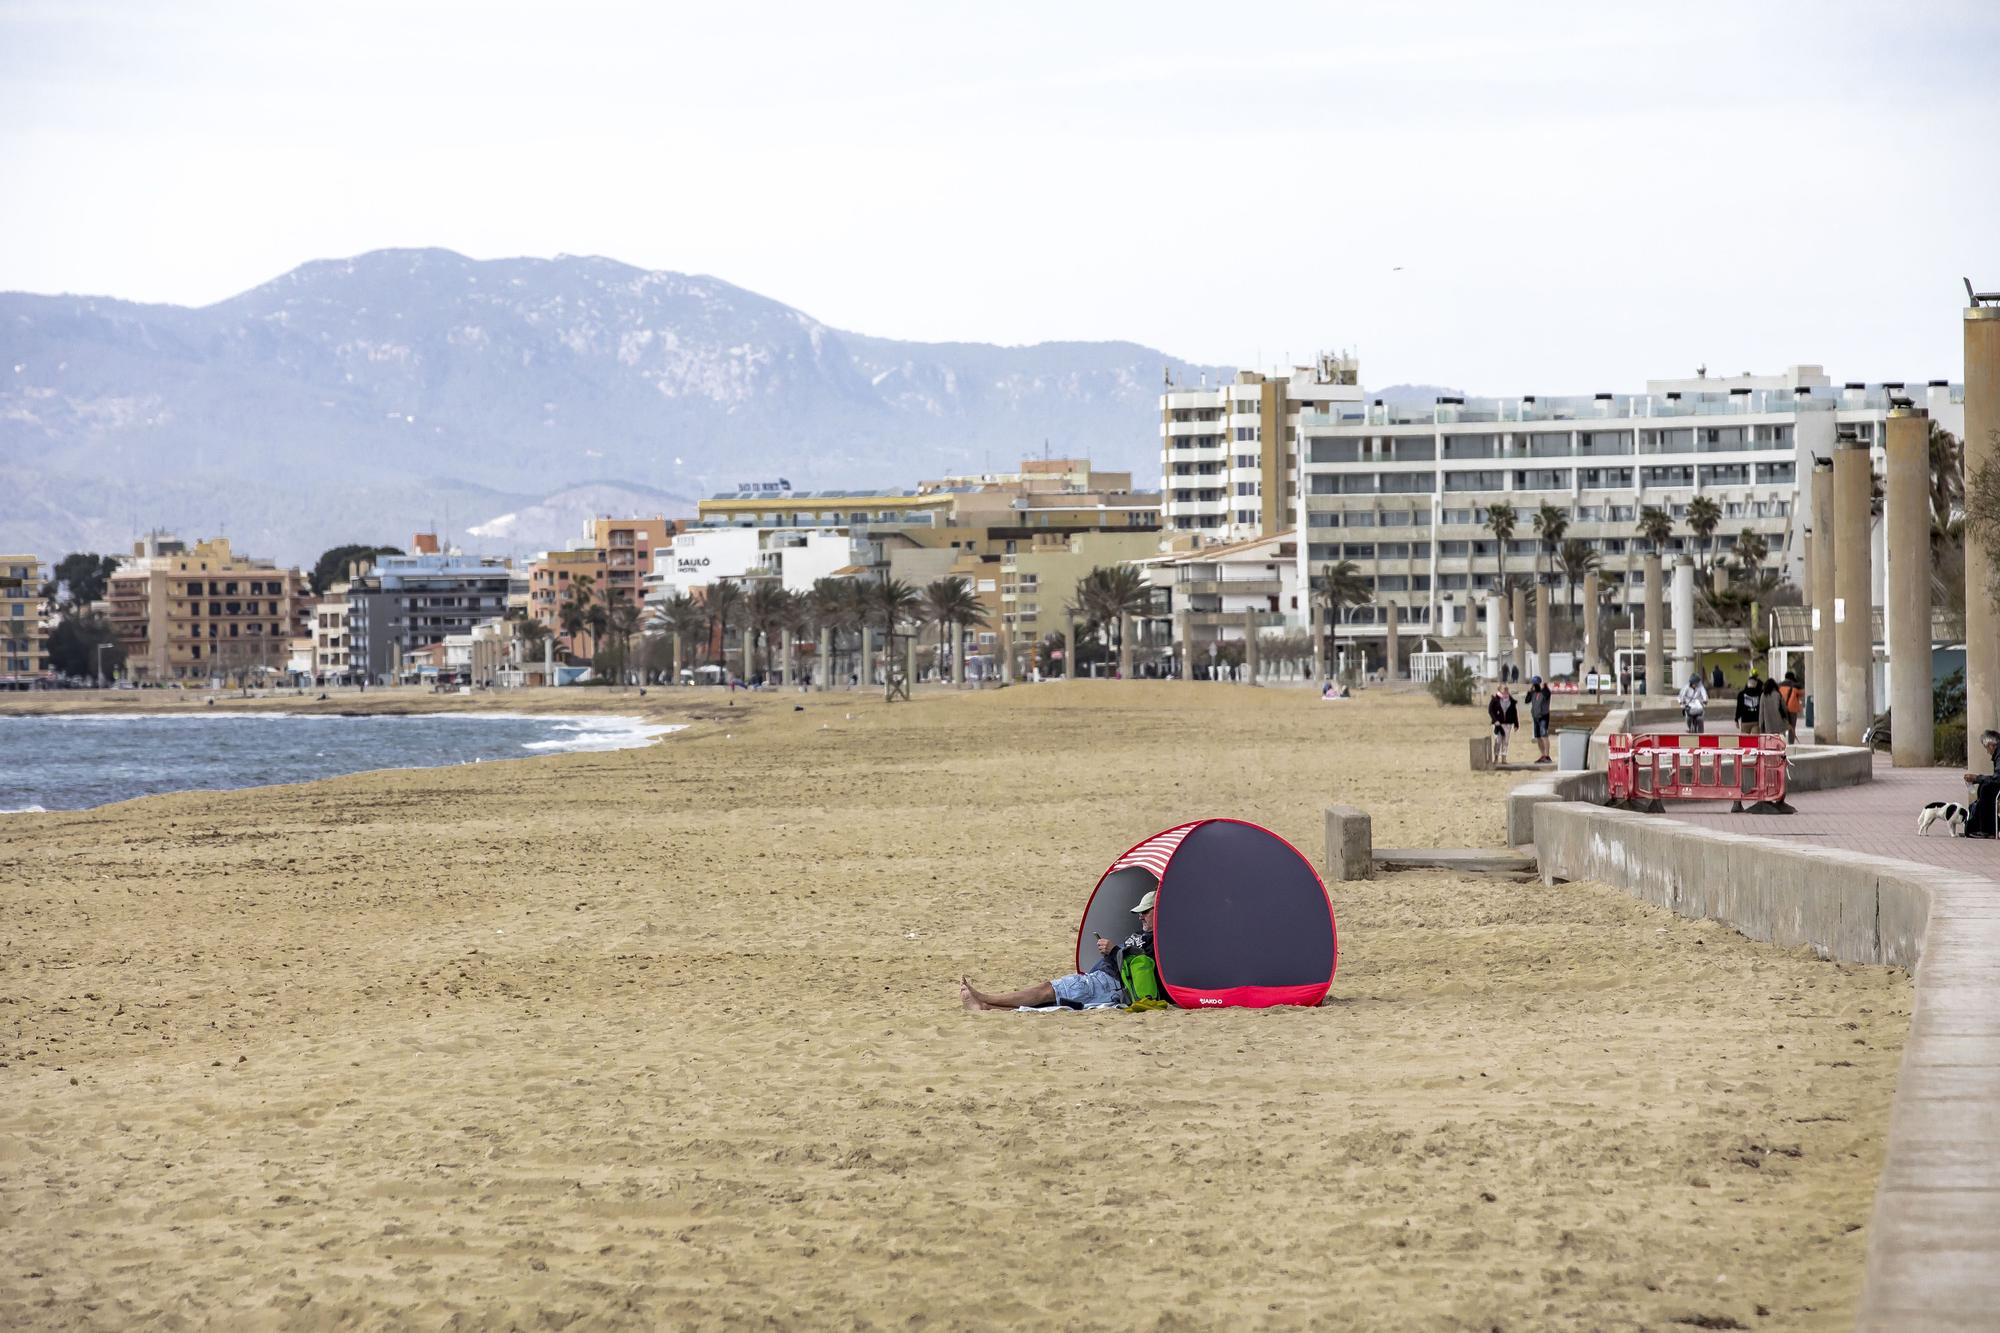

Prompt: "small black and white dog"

[1918,801,1969,837]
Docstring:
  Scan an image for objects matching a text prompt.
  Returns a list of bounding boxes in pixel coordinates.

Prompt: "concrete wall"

[1527,791,2000,1325]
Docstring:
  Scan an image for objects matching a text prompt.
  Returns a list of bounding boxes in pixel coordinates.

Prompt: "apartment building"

[1135,533,1301,664]
[341,550,513,682]
[527,517,678,656]
[106,535,308,681]
[1159,353,1363,541]
[1,554,47,681]
[1000,529,1165,673]
[1294,366,1966,652]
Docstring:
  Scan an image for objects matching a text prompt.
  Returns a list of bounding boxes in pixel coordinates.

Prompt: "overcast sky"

[3,0,1995,392]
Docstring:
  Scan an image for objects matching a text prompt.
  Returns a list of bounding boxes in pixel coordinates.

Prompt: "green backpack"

[1118,948,1164,1004]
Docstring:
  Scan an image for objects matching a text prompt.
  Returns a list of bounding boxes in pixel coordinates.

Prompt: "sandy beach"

[0,683,1909,1329]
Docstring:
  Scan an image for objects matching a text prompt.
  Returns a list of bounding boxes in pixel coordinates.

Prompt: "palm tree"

[1636,505,1674,556]
[1686,495,1722,573]
[1312,560,1372,678]
[1484,501,1517,609]
[1930,423,1967,610]
[1533,502,1568,587]
[704,578,746,672]
[647,593,704,684]
[927,576,989,684]
[869,578,921,685]
[607,601,642,687]
[512,614,550,669]
[557,575,596,660]
[1555,538,1601,640]
[921,578,965,682]
[1074,565,1150,679]
[1733,528,1768,574]
[746,581,791,681]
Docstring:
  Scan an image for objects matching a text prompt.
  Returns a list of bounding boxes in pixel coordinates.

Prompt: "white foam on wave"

[1,804,48,815]
[521,719,685,754]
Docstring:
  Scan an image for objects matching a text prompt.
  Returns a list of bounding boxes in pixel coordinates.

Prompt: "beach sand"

[0,683,1909,1329]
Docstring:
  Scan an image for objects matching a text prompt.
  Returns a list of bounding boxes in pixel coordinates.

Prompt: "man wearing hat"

[961,888,1157,1011]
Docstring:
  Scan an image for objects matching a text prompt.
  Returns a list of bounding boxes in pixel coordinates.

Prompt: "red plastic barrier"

[1607,732,1789,807]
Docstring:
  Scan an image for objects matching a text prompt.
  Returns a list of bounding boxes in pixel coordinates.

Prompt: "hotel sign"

[737,479,793,494]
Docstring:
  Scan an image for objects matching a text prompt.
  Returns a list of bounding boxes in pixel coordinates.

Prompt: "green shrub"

[1937,717,1968,767]
[1427,659,1478,707]
[1936,667,1967,725]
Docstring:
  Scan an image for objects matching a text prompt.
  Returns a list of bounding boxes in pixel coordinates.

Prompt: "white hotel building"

[1167,364,1965,653]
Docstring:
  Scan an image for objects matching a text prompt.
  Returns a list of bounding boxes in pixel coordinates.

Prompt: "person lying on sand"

[961,892,1156,1011]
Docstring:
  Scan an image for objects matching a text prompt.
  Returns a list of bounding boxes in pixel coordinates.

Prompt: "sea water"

[0,712,682,813]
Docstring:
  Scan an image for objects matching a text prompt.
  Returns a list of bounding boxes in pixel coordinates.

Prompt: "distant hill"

[0,248,1233,563]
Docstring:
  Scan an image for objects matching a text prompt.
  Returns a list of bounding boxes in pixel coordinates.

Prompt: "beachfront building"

[527,517,679,657]
[1294,366,1966,663]
[1133,533,1302,674]
[1001,529,1166,677]
[106,535,309,682]
[340,551,513,683]
[645,527,869,603]
[1159,354,1363,542]
[2,554,48,683]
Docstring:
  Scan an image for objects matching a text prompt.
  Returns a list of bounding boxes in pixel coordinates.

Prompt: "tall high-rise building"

[1293,367,1964,659]
[1159,354,1362,541]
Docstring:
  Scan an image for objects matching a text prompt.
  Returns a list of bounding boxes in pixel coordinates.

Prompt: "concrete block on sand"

[1323,803,1372,880]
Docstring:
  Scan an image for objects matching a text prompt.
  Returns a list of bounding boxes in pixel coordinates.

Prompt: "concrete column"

[1485,593,1502,678]
[1642,553,1664,698]
[1670,557,1697,691]
[1117,614,1132,681]
[1968,305,2000,735]
[860,626,874,687]
[1534,585,1550,679]
[1309,604,1324,682]
[1064,620,1077,679]
[1243,611,1260,685]
[953,625,967,687]
[1810,459,1837,738]
[1833,433,1875,746]
[1385,600,1401,680]
[905,632,918,690]
[1510,585,1528,680]
[817,627,831,691]
[1581,570,1599,671]
[1177,612,1192,681]
[740,627,754,682]
[1439,598,1456,640]
[1886,407,1935,766]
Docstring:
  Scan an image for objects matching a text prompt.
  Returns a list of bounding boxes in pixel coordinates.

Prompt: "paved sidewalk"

[1669,756,1995,876]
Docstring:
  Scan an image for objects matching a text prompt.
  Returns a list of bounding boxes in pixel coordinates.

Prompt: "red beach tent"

[1074,819,1337,1009]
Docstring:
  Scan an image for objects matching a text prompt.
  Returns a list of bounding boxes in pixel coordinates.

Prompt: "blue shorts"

[1051,969,1124,1009]
[1533,717,1550,739]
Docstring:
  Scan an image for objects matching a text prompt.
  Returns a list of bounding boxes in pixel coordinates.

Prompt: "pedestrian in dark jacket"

[1735,675,1764,734]
[1488,686,1519,763]
[1759,673,1787,736]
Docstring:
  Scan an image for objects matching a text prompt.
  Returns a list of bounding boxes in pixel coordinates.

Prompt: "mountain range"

[1,248,1244,563]
[1,247,1458,565]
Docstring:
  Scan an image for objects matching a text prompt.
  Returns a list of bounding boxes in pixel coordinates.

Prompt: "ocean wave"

[521,721,684,753]
[1,804,48,815]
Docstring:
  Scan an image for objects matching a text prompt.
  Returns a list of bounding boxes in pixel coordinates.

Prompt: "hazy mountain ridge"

[1,248,1230,562]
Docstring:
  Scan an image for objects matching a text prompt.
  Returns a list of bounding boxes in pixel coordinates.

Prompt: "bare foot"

[960,978,986,1011]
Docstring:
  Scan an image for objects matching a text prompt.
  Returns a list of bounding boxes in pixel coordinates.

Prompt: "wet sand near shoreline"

[0,683,1908,1329]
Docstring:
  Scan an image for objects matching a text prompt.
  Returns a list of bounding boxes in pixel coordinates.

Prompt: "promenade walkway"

[1671,756,1993,877]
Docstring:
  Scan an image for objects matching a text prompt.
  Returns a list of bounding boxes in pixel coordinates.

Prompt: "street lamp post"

[95,641,114,688]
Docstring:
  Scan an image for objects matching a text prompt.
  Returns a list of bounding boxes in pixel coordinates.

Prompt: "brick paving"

[1666,755,1998,877]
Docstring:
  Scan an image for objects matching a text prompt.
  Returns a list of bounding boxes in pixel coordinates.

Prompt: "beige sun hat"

[1132,890,1157,914]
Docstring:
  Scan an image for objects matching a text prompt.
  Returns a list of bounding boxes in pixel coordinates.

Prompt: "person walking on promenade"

[1712,663,1725,692]
[1759,672,1788,738]
[1679,674,1708,734]
[1488,684,1519,764]
[1776,672,1804,743]
[1734,674,1764,735]
[1526,676,1554,763]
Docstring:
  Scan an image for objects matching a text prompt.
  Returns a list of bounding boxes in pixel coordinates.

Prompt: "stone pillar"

[1581,570,1599,671]
[1385,600,1401,681]
[860,626,874,687]
[953,625,967,687]
[1534,585,1551,679]
[1642,553,1664,698]
[1833,432,1874,746]
[1886,407,1935,766]
[905,632,918,690]
[1117,614,1132,681]
[1670,557,1697,691]
[1485,593,1502,678]
[1177,612,1192,681]
[1243,611,1260,685]
[817,627,831,691]
[1510,585,1527,681]
[1063,620,1077,680]
[1968,305,2000,736]
[1810,459,1837,738]
[740,626,755,683]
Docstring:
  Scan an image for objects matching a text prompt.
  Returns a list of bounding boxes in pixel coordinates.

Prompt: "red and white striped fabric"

[1108,821,1201,881]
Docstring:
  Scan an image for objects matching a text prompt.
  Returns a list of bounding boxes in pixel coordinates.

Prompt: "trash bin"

[1558,727,1591,771]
